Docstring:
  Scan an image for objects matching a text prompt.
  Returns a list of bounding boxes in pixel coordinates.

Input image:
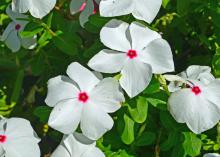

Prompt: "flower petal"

[82,147,105,157]
[88,49,127,73]
[120,60,152,98]
[5,27,21,52]
[48,99,83,134]
[21,35,37,50]
[90,78,124,113]
[80,103,114,140]
[204,153,220,157]
[168,89,220,134]
[99,0,134,17]
[100,19,131,52]
[139,38,174,74]
[51,145,70,157]
[70,0,86,14]
[5,118,39,142]
[203,80,220,106]
[45,76,79,107]
[79,0,94,27]
[1,22,14,41]
[66,62,100,92]
[129,22,161,51]
[132,0,162,23]
[4,137,40,157]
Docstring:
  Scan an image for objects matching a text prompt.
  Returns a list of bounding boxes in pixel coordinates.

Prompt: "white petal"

[5,118,39,141]
[99,0,134,17]
[79,0,93,27]
[66,62,100,92]
[70,0,86,14]
[4,25,21,52]
[120,60,152,98]
[168,88,220,134]
[12,0,57,18]
[48,99,83,134]
[45,76,79,107]
[204,153,220,157]
[88,49,127,73]
[65,133,94,156]
[12,0,30,13]
[51,145,70,157]
[82,147,105,157]
[21,35,37,49]
[132,0,162,23]
[4,137,40,157]
[129,22,161,51]
[1,22,14,41]
[6,6,27,22]
[203,80,220,106]
[80,103,114,140]
[186,65,215,84]
[139,38,174,74]
[90,78,124,113]
[163,74,187,83]
[100,19,131,52]
[30,0,56,18]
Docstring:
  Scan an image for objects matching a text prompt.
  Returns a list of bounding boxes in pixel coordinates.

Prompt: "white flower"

[11,0,57,19]
[99,0,162,23]
[0,6,37,52]
[51,133,105,157]
[204,153,220,157]
[168,74,220,134]
[45,62,124,140]
[70,0,100,27]
[0,117,40,157]
[165,65,215,92]
[88,19,174,98]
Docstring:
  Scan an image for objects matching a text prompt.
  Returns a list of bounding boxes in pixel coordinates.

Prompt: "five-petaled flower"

[70,0,100,27]
[45,62,124,140]
[167,66,220,134]
[51,133,104,157]
[0,6,37,52]
[11,0,57,18]
[88,19,174,98]
[99,0,162,23]
[0,117,40,157]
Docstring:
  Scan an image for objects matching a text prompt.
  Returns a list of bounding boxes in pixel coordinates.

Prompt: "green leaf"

[121,114,135,145]
[11,69,24,103]
[161,131,180,151]
[34,106,52,123]
[31,52,45,76]
[183,132,202,156]
[53,31,78,56]
[213,48,220,77]
[162,0,170,8]
[177,0,190,16]
[146,97,167,110]
[0,58,17,69]
[128,96,148,123]
[136,131,156,146]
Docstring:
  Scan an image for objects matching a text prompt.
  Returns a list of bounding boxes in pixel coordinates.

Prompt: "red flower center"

[127,49,137,59]
[15,24,21,31]
[191,86,201,95]
[78,92,89,103]
[0,135,6,143]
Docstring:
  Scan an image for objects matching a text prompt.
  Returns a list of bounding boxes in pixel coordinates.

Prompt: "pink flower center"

[79,2,87,11]
[78,92,89,103]
[127,49,137,59]
[0,135,6,143]
[15,24,21,31]
[191,86,201,95]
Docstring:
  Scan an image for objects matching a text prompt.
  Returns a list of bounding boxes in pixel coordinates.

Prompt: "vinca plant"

[0,0,220,157]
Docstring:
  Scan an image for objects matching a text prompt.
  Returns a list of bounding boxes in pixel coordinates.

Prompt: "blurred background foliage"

[0,0,220,156]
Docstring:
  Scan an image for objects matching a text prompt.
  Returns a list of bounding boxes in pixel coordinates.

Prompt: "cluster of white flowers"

[1,0,220,156]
